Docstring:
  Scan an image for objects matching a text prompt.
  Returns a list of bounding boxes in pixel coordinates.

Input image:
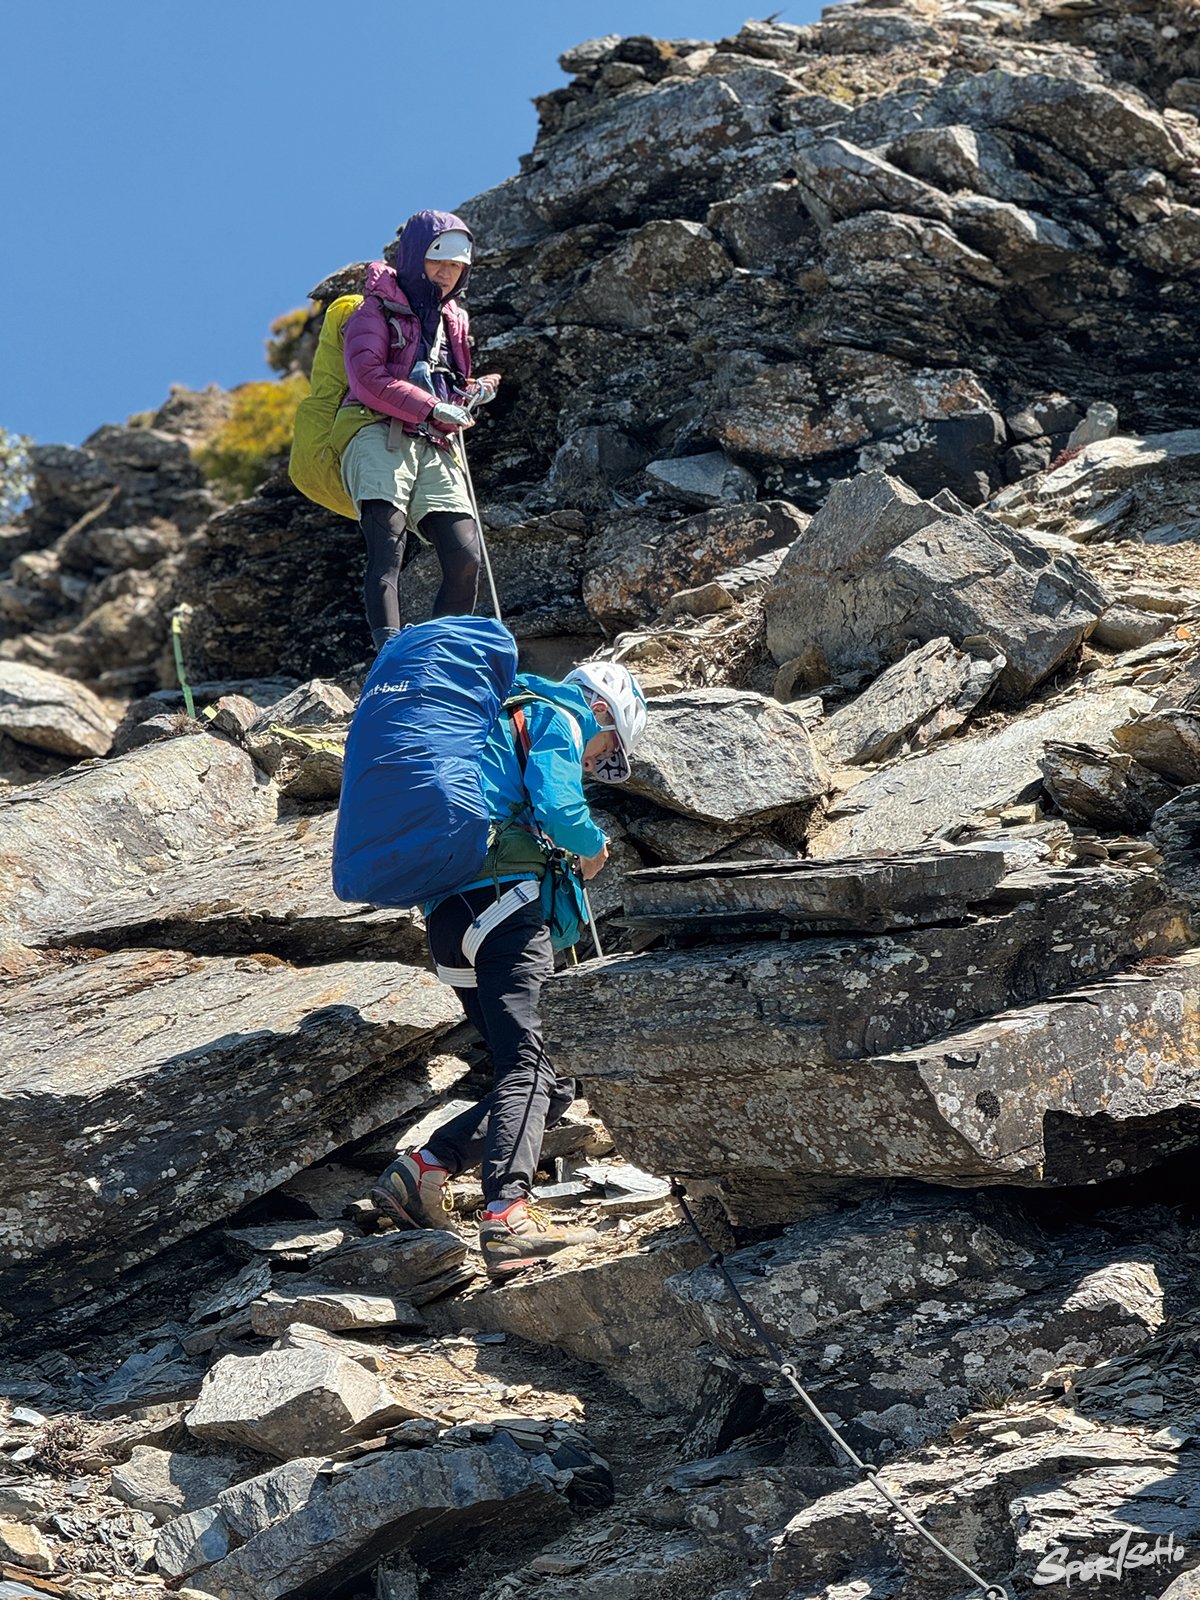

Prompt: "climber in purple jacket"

[340,210,501,650]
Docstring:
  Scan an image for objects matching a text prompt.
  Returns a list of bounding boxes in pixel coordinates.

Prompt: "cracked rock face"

[6,6,1200,1600]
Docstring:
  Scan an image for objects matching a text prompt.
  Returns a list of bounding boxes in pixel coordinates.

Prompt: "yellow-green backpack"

[288,294,380,520]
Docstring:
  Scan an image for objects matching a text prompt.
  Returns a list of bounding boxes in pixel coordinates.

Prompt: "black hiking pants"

[360,501,480,640]
[422,885,575,1206]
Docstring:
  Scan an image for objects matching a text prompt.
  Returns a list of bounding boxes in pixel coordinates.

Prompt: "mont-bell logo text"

[364,679,411,699]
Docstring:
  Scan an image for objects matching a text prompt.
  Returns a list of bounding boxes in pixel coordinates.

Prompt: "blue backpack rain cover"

[332,616,519,908]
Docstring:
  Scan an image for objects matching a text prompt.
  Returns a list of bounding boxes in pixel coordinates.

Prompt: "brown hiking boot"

[371,1149,454,1230]
[479,1200,598,1279]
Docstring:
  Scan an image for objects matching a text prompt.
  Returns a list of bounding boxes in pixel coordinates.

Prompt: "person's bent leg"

[360,499,407,644]
[419,511,480,618]
[371,893,484,1228]
[471,899,557,1205]
[470,899,597,1276]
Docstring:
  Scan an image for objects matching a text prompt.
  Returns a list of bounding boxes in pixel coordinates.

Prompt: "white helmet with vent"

[564,660,648,784]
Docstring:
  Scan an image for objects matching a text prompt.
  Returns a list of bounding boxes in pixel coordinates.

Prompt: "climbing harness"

[669,1179,1010,1600]
[433,879,540,988]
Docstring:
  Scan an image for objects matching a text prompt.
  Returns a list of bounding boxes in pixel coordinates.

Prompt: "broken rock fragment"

[764,471,1108,698]
[624,688,828,826]
[0,659,116,757]
[186,1345,401,1460]
[818,636,1004,766]
[110,1443,242,1524]
[812,686,1153,857]
[195,1435,592,1600]
[249,1283,425,1337]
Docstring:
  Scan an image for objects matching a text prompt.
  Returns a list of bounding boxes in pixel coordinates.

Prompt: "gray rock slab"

[811,686,1153,857]
[620,845,1009,935]
[187,1346,400,1460]
[427,1233,707,1414]
[250,1284,425,1337]
[0,660,116,757]
[318,1229,474,1304]
[196,1438,569,1600]
[224,1221,354,1264]
[819,638,1004,766]
[624,814,753,865]
[672,1197,1164,1450]
[545,868,1192,1193]
[0,733,273,945]
[989,430,1200,541]
[583,501,804,630]
[561,220,733,330]
[0,950,461,1328]
[624,688,829,825]
[154,1504,230,1580]
[215,1456,325,1543]
[644,451,757,509]
[756,1428,1191,1600]
[110,1443,242,1525]
[764,472,1108,698]
[1040,740,1177,831]
[1114,708,1200,785]
[38,810,424,963]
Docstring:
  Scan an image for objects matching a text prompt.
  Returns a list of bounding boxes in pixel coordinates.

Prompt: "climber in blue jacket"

[373,659,649,1278]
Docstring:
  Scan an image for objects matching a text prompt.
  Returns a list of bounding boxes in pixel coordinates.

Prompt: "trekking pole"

[454,423,502,623]
[580,881,605,960]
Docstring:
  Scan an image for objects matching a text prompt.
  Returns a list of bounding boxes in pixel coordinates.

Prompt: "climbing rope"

[669,1179,1010,1600]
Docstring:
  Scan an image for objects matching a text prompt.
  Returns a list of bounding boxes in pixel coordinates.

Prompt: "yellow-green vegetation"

[195,374,308,502]
[266,305,314,374]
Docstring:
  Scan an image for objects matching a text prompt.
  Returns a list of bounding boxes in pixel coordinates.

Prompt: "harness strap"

[435,880,540,988]
[461,879,539,967]
[434,963,478,989]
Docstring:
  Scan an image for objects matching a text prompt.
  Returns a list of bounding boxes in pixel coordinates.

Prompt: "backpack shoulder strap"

[509,704,532,774]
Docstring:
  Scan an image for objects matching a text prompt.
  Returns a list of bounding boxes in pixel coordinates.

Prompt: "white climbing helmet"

[565,660,648,784]
[425,229,473,265]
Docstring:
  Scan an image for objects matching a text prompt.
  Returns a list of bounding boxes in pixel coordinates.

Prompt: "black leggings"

[359,500,481,636]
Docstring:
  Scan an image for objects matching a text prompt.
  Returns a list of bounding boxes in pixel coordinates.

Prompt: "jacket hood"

[394,209,473,316]
[363,260,408,307]
[515,675,603,749]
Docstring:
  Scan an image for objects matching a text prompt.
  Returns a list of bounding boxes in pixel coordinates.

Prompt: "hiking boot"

[479,1200,598,1279]
[371,1149,454,1231]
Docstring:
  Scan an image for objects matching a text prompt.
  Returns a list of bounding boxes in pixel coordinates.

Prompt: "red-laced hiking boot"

[478,1200,598,1279]
[371,1149,454,1230]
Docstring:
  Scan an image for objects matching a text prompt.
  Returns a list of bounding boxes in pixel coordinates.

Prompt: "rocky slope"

[4,3,1200,1598]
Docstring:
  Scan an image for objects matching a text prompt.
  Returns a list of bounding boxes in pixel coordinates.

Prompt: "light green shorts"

[340,421,473,533]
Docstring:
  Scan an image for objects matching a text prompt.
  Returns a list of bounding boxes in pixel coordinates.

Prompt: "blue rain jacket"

[438,673,607,904]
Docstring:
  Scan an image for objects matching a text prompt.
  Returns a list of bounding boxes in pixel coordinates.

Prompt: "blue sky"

[2,0,829,448]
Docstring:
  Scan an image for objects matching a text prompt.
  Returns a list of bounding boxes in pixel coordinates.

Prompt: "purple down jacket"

[342,211,473,435]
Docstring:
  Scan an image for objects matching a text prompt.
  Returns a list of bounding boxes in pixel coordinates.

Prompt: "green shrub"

[266,305,314,375]
[195,374,308,501]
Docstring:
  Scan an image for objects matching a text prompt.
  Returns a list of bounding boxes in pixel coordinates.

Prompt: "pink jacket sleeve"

[342,300,438,426]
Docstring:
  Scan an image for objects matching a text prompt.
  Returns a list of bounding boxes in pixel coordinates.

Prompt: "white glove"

[430,402,473,429]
